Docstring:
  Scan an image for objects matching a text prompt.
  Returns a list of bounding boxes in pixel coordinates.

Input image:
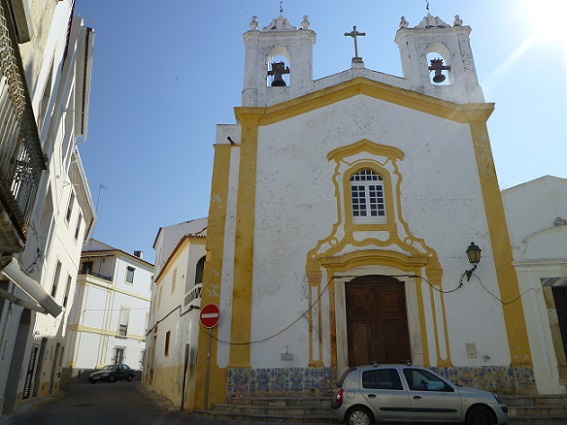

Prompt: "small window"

[51,261,62,297]
[63,275,72,307]
[118,307,130,337]
[65,193,75,223]
[350,169,385,224]
[81,261,93,274]
[164,331,171,356]
[114,347,125,364]
[195,256,205,285]
[74,213,82,240]
[362,369,403,390]
[126,266,135,284]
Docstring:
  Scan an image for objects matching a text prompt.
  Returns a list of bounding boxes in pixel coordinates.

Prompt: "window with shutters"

[118,307,130,337]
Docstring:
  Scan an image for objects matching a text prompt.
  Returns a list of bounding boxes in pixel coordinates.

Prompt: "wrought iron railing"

[78,270,113,282]
[0,6,45,243]
[184,283,202,308]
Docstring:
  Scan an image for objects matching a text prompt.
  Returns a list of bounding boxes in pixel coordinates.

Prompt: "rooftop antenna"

[95,184,107,214]
[91,184,108,240]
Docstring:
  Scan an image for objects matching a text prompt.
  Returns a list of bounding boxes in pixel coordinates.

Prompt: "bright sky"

[76,0,567,262]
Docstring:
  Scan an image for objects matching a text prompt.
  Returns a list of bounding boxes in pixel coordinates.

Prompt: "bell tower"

[394,14,484,104]
[242,14,316,107]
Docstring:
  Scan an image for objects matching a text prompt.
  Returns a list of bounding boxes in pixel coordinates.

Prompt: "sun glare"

[524,0,567,45]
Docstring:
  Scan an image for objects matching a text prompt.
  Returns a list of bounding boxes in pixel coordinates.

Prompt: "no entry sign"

[200,303,220,328]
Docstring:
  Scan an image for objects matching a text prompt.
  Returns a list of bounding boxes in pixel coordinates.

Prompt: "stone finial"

[400,16,409,29]
[301,15,310,30]
[250,15,259,31]
[263,15,296,31]
[454,15,463,26]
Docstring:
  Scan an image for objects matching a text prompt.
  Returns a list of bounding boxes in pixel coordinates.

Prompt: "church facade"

[188,12,564,410]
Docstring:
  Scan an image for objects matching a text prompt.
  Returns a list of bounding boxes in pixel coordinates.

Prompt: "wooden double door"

[346,275,411,366]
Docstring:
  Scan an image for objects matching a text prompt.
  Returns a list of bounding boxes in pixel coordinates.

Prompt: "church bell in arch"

[268,61,290,87]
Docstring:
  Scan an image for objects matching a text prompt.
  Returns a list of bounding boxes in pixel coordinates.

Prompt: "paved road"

[0,381,333,425]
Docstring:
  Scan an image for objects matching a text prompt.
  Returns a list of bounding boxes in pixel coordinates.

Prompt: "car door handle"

[368,394,377,399]
[413,396,422,400]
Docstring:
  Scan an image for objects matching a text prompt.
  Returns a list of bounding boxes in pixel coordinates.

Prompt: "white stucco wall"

[502,176,567,393]
[218,94,509,369]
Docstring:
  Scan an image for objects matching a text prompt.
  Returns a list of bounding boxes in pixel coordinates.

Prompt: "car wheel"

[109,375,116,383]
[346,406,373,425]
[127,374,133,382]
[466,406,495,425]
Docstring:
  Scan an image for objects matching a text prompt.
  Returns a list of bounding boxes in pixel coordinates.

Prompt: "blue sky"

[76,0,567,262]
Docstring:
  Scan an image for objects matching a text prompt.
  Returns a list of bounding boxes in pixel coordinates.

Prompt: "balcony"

[183,283,202,311]
[0,6,45,253]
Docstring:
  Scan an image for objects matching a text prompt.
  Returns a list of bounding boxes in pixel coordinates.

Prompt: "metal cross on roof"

[344,25,366,61]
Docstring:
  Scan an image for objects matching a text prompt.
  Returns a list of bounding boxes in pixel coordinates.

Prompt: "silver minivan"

[330,364,507,424]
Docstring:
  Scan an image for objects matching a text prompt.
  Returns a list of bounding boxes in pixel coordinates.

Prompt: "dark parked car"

[331,363,508,424]
[89,364,136,383]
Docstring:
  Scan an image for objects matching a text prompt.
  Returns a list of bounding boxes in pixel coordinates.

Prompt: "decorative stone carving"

[400,16,409,29]
[454,15,463,26]
[263,15,296,31]
[416,13,450,28]
[249,15,259,31]
[301,15,310,30]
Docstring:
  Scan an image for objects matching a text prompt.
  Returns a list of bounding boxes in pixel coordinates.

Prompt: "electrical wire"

[162,268,535,347]
[472,274,536,305]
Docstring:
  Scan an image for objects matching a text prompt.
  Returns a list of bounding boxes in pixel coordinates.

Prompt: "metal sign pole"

[204,327,212,410]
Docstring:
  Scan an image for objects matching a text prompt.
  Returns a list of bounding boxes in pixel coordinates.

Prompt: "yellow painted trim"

[235,78,494,127]
[78,277,151,302]
[155,238,190,283]
[328,274,337,367]
[227,111,261,368]
[306,137,452,367]
[194,144,232,410]
[470,122,532,366]
[319,249,428,271]
[67,324,146,341]
[328,139,404,162]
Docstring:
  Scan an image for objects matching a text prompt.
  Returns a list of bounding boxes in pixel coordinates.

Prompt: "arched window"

[194,256,205,285]
[350,169,385,224]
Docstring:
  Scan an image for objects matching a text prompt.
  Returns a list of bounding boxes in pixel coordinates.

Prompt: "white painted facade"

[502,176,567,393]
[144,218,207,409]
[0,1,95,416]
[64,240,152,378]
[190,13,539,410]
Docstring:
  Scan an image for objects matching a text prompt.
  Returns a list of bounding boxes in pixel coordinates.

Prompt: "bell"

[429,58,450,84]
[432,69,446,83]
[271,74,287,86]
[268,61,290,87]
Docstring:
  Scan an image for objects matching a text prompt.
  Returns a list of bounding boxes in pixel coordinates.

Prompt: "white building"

[0,1,95,416]
[64,240,153,380]
[186,11,544,411]
[144,218,207,408]
[502,176,567,393]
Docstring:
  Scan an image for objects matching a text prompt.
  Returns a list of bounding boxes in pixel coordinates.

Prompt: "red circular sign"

[200,303,220,328]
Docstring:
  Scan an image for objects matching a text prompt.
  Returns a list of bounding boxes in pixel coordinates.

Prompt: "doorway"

[346,275,411,366]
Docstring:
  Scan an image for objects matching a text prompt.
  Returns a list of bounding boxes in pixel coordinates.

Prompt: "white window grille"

[350,169,386,224]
